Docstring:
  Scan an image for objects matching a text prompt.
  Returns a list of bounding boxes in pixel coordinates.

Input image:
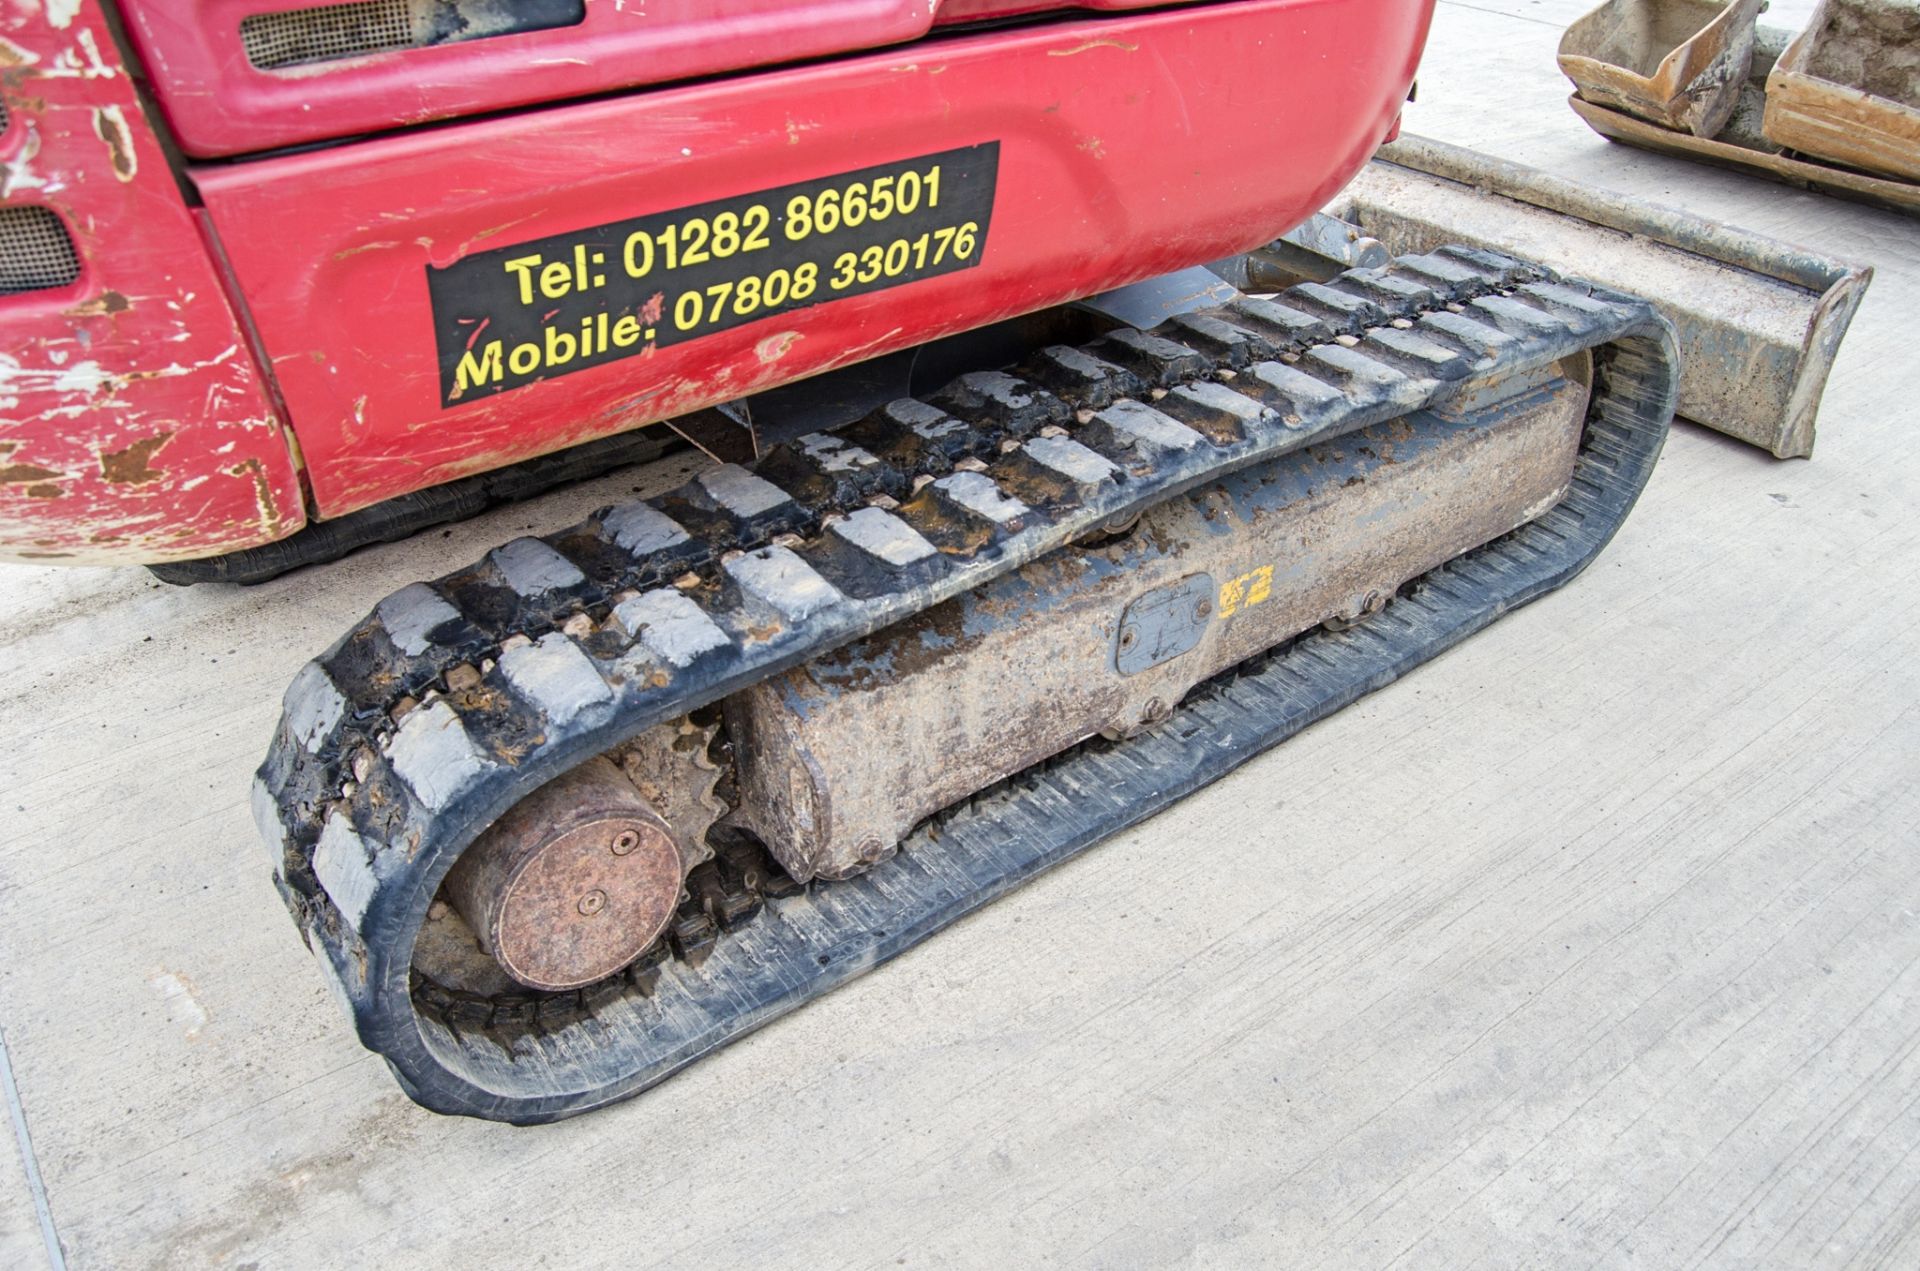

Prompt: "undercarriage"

[255,246,1678,1122]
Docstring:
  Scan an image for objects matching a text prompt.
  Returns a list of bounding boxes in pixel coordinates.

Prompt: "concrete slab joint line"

[0,1022,63,1270]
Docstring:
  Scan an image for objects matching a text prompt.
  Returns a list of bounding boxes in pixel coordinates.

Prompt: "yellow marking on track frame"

[1218,565,1275,618]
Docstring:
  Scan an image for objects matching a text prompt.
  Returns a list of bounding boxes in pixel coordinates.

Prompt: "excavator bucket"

[1764,0,1920,182]
[1560,3,1920,215]
[1272,134,1871,458]
[1558,0,1766,137]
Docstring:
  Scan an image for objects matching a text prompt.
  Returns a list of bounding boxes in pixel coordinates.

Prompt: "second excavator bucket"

[1764,0,1920,182]
[1259,134,1872,459]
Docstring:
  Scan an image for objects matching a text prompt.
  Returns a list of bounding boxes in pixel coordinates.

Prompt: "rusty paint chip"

[92,104,137,183]
[64,290,131,318]
[98,432,173,485]
[0,461,62,484]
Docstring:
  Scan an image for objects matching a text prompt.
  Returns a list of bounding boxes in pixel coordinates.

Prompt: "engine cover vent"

[240,0,585,72]
[0,206,81,296]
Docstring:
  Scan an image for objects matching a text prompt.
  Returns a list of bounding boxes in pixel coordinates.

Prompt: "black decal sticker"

[430,143,1000,405]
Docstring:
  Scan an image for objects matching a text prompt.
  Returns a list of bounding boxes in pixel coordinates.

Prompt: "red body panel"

[197,0,1433,520]
[0,2,303,565]
[117,0,1203,159]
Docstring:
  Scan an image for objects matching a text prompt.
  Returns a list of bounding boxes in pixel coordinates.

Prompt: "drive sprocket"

[410,713,727,999]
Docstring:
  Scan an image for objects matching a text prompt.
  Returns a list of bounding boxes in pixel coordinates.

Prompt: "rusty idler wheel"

[442,756,689,992]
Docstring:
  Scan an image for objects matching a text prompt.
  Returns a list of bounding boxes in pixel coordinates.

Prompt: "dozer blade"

[1277,134,1871,459]
[256,248,1677,1123]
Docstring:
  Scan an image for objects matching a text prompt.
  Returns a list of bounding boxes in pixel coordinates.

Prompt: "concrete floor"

[4,1,1918,1266]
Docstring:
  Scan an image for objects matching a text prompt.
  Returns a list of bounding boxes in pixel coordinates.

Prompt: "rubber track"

[254,248,1679,1121]
[151,428,682,586]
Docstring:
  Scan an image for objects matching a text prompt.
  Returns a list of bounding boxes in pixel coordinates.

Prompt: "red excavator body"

[0,0,1432,565]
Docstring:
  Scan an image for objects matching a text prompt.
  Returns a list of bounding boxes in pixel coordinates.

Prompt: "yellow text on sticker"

[1219,566,1275,618]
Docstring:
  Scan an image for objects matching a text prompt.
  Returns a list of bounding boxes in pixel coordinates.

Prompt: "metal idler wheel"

[442,756,687,991]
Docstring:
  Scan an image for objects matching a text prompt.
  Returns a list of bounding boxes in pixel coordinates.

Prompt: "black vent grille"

[242,0,412,68]
[0,206,81,296]
[240,0,584,72]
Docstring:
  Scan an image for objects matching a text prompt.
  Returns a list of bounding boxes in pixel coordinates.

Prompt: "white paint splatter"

[148,970,211,1041]
[36,27,116,79]
[2,128,48,198]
